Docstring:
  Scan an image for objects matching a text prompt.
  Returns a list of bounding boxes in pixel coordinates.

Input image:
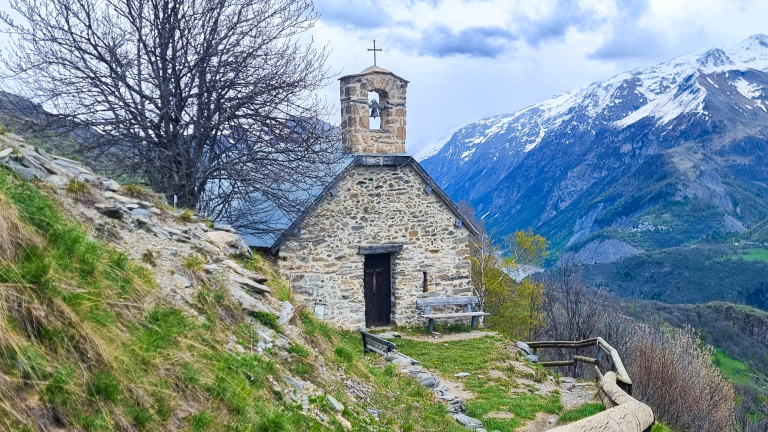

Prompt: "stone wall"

[339,71,407,154]
[276,164,473,329]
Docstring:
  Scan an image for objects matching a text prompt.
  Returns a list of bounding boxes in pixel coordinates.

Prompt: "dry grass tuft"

[0,193,43,263]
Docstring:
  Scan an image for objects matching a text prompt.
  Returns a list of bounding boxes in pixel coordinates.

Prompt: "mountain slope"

[422,35,768,261]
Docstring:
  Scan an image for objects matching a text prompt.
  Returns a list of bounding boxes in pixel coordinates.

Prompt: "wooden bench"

[416,296,489,333]
[360,331,397,356]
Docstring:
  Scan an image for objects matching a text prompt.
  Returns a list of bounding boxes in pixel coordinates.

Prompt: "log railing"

[524,337,655,432]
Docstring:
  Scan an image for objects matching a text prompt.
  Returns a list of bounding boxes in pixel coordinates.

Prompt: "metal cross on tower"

[368,39,382,66]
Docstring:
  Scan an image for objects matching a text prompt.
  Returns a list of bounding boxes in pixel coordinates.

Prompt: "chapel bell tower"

[339,63,409,154]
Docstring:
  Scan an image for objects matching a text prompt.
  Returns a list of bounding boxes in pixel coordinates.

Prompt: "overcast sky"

[2,0,768,154]
[308,0,768,154]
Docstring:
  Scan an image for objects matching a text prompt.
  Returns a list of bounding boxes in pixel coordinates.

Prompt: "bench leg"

[428,318,434,334]
[471,316,478,329]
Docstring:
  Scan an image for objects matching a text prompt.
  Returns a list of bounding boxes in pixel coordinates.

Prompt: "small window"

[422,271,429,293]
[368,92,381,130]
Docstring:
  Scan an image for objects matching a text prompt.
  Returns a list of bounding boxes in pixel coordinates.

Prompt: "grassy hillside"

[581,245,768,308]
[0,166,473,432]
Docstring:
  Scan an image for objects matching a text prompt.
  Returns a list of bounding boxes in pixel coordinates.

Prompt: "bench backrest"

[416,296,479,308]
[360,331,397,355]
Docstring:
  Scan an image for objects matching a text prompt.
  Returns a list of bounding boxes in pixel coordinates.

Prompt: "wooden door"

[364,254,391,327]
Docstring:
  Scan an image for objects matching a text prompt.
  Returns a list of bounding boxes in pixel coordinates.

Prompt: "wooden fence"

[524,337,655,432]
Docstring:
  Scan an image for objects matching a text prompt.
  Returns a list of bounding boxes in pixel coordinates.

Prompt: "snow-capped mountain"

[422,35,768,262]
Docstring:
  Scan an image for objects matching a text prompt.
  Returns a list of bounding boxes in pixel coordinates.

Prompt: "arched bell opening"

[367,91,382,130]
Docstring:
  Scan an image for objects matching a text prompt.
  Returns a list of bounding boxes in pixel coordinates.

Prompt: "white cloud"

[308,0,768,155]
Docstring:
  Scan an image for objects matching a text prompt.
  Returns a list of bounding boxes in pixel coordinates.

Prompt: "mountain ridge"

[422,34,768,263]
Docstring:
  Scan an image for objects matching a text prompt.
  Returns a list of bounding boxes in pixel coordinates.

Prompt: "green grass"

[286,342,310,358]
[713,348,751,385]
[651,422,675,432]
[252,311,281,332]
[728,247,768,264]
[559,402,604,423]
[395,336,563,431]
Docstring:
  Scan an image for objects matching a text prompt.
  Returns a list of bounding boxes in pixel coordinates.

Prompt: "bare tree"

[1,0,341,235]
[541,256,605,342]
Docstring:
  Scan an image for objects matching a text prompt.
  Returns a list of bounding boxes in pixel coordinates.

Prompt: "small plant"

[121,184,151,199]
[286,342,310,358]
[292,362,312,377]
[256,412,290,432]
[176,209,195,223]
[181,362,202,386]
[189,411,214,432]
[66,179,90,197]
[334,346,354,363]
[252,311,281,332]
[183,255,204,270]
[141,250,157,266]
[126,406,155,430]
[88,371,122,403]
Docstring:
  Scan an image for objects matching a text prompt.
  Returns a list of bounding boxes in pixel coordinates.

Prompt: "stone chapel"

[271,64,478,329]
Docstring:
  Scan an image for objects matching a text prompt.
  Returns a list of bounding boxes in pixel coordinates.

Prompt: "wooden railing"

[524,337,655,432]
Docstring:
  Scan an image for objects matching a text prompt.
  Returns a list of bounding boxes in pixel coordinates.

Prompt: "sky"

[307,0,768,154]
[2,0,768,155]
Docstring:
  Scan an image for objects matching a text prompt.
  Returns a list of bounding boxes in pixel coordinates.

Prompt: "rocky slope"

[0,131,602,432]
[422,35,768,263]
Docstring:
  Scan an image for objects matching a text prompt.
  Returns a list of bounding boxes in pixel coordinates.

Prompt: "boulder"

[206,231,252,259]
[277,301,294,325]
[0,148,13,159]
[231,275,271,294]
[5,160,44,180]
[131,208,153,221]
[95,204,125,219]
[516,341,533,355]
[327,395,344,412]
[103,179,121,192]
[452,414,483,429]
[229,284,268,313]
[45,175,70,188]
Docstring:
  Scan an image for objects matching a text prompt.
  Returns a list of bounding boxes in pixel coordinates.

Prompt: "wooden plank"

[416,296,479,307]
[358,244,404,255]
[573,355,598,365]
[539,360,575,367]
[524,338,598,349]
[422,312,489,319]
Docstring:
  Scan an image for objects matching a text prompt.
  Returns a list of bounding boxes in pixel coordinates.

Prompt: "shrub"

[625,324,735,432]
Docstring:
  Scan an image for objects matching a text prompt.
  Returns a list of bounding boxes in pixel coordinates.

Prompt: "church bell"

[369,100,385,119]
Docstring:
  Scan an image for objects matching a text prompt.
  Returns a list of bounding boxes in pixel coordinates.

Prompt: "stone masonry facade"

[339,68,408,154]
[276,163,473,329]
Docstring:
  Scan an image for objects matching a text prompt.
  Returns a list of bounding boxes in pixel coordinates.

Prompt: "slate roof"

[270,155,479,252]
